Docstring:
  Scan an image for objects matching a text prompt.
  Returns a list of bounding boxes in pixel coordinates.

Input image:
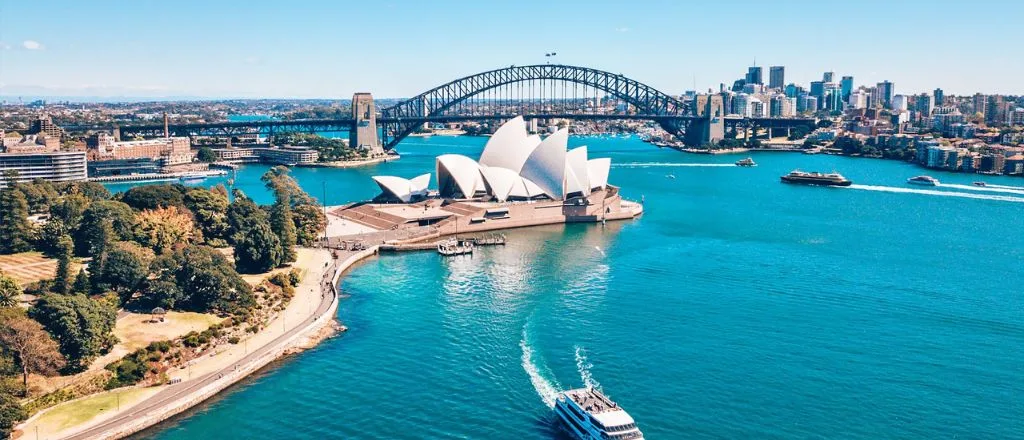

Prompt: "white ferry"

[554,387,643,440]
[907,175,939,186]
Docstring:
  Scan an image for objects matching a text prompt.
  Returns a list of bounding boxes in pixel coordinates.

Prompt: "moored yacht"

[554,387,643,440]
[907,175,939,186]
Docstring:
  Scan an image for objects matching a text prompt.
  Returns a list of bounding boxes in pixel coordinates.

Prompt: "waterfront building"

[979,154,1006,173]
[926,145,958,169]
[915,138,940,164]
[88,157,161,177]
[90,133,192,166]
[423,116,611,202]
[212,147,259,163]
[0,151,88,188]
[1005,154,1024,175]
[746,66,763,85]
[840,76,854,101]
[769,66,785,89]
[253,145,319,166]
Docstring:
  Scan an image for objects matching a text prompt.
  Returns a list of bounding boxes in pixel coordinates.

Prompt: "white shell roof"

[565,146,589,195]
[436,154,482,198]
[587,158,611,189]
[372,173,431,203]
[479,166,519,202]
[479,116,536,173]
[520,129,568,200]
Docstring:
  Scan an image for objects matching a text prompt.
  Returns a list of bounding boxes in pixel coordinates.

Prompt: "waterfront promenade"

[18,247,377,440]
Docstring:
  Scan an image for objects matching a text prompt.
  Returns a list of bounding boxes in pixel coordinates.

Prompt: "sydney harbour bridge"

[63,64,816,148]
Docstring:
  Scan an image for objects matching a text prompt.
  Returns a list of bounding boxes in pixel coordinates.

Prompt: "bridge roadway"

[64,114,814,138]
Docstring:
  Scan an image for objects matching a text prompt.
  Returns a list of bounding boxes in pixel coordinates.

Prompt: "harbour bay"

[130,135,1024,439]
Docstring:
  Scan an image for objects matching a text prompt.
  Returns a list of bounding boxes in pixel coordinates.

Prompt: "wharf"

[90,169,228,183]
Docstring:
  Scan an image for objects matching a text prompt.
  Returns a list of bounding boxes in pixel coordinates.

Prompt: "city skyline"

[0,0,1021,99]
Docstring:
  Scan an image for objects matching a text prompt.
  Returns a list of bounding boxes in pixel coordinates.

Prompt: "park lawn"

[114,311,224,352]
[0,252,58,286]
[29,387,161,435]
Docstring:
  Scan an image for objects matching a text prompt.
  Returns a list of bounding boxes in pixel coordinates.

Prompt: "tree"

[14,179,58,214]
[227,192,264,237]
[293,204,326,246]
[62,181,111,201]
[138,279,183,310]
[169,245,254,314]
[30,294,117,371]
[0,315,65,390]
[0,273,19,308]
[233,220,282,274]
[74,200,137,257]
[120,184,185,211]
[196,147,218,163]
[96,242,153,303]
[49,193,90,232]
[183,188,230,247]
[0,392,27,438]
[0,188,33,254]
[51,235,74,295]
[71,269,90,295]
[133,206,195,254]
[269,200,297,264]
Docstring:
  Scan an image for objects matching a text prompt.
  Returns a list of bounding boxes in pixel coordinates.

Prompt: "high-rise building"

[893,95,909,112]
[840,76,854,101]
[876,81,894,109]
[810,81,825,109]
[769,66,785,89]
[823,71,835,83]
[915,93,934,118]
[972,93,987,118]
[933,88,944,106]
[784,84,804,98]
[746,66,763,85]
[849,91,868,109]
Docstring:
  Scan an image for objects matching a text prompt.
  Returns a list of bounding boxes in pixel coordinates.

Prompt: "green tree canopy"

[196,147,218,163]
[168,245,254,314]
[120,184,186,211]
[74,200,137,257]
[0,314,65,390]
[0,188,33,255]
[96,241,154,303]
[29,294,117,371]
[0,273,20,308]
[233,220,282,274]
[184,187,230,247]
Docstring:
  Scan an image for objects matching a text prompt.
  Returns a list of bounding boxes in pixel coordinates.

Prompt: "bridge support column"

[768,127,773,140]
[683,95,724,146]
[351,93,384,156]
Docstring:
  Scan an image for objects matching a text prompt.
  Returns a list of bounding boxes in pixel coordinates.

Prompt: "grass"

[114,311,224,352]
[29,387,160,434]
[0,252,58,286]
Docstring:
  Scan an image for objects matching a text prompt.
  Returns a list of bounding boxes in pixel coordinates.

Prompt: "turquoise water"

[135,136,1024,439]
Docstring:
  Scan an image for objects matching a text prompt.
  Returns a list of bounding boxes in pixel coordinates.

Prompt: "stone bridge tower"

[350,93,383,156]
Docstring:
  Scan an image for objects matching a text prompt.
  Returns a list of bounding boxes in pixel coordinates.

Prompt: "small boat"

[665,174,675,179]
[973,181,987,187]
[906,175,939,186]
[179,175,207,183]
[780,170,852,186]
[554,387,644,440]
[735,157,756,167]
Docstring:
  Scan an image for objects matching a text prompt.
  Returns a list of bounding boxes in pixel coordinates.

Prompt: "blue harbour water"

[133,135,1024,439]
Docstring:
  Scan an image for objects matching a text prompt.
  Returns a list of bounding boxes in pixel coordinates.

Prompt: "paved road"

[63,259,341,440]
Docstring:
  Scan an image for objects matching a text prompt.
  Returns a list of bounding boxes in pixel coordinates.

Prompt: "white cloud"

[22,40,44,50]
[615,27,630,33]
[0,42,10,50]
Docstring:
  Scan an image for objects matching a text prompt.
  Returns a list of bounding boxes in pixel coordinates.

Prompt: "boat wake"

[985,183,1024,191]
[849,184,1024,203]
[938,183,1024,195]
[520,328,562,409]
[594,246,606,257]
[612,162,737,168]
[574,346,601,391]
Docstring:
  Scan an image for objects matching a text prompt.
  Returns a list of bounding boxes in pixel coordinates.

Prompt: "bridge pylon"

[351,93,384,156]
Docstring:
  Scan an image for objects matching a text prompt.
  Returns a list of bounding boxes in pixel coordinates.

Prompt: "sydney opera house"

[332,116,641,236]
[373,116,610,203]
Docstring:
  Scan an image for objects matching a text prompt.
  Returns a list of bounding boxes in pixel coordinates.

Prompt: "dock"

[378,234,507,255]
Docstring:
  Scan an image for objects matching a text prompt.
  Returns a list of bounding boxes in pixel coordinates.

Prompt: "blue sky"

[0,0,1018,99]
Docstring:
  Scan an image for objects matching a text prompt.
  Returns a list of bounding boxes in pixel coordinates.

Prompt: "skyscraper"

[973,93,987,118]
[746,66,763,85]
[840,76,854,101]
[876,81,894,109]
[933,88,944,106]
[769,66,785,89]
[823,71,835,83]
[810,81,825,110]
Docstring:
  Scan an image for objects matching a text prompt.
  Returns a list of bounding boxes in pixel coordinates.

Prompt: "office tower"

[769,66,785,89]
[933,88,944,106]
[840,76,854,101]
[823,71,835,83]
[876,81,894,109]
[746,66,763,85]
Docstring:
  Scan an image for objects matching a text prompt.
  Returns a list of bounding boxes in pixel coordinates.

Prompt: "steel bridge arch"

[379,64,691,148]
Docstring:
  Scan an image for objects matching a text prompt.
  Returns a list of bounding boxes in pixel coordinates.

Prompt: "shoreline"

[19,247,380,440]
[308,154,399,168]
